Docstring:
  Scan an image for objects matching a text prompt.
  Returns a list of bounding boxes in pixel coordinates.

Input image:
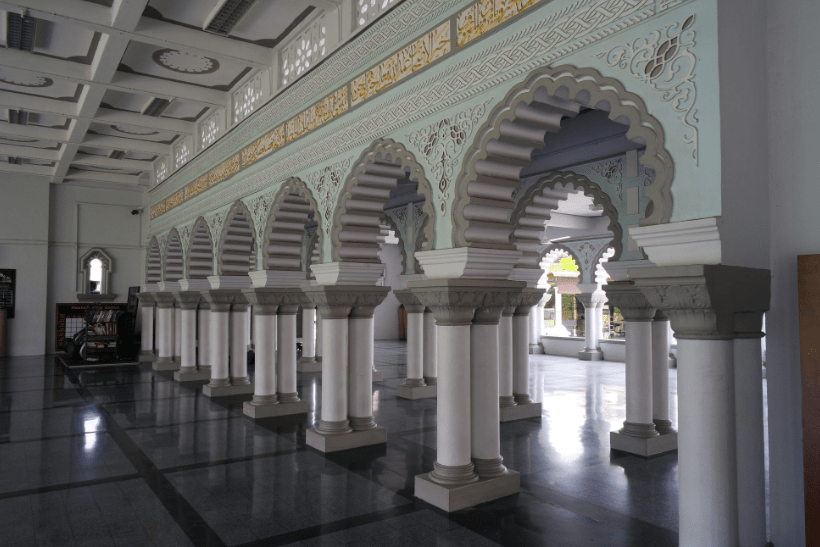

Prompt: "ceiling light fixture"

[8,157,22,165]
[8,109,28,125]
[142,98,171,117]
[204,0,256,36]
[109,150,126,160]
[7,12,37,51]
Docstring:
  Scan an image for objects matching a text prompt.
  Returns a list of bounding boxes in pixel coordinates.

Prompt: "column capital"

[575,291,608,309]
[201,289,240,312]
[242,288,300,315]
[350,286,391,318]
[603,283,656,321]
[393,289,426,314]
[172,291,202,310]
[302,286,363,319]
[153,292,176,309]
[630,265,770,340]
[512,287,546,316]
[298,293,318,310]
[408,279,525,325]
[231,292,250,312]
[137,292,156,305]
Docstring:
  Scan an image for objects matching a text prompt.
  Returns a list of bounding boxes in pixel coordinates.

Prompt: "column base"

[396,383,437,400]
[243,399,309,419]
[139,351,157,362]
[174,368,211,381]
[173,356,181,364]
[415,470,520,512]
[500,401,542,422]
[529,343,544,355]
[306,426,387,453]
[372,369,383,382]
[202,382,255,398]
[610,431,678,457]
[577,347,604,361]
[297,360,323,373]
[653,419,677,435]
[152,358,179,371]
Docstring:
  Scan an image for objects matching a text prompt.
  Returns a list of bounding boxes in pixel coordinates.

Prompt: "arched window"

[78,248,115,302]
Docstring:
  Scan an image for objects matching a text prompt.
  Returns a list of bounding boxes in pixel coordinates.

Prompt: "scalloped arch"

[164,228,184,282]
[331,138,436,263]
[186,216,214,279]
[217,200,258,276]
[146,237,162,283]
[262,177,322,271]
[510,171,622,266]
[453,65,673,248]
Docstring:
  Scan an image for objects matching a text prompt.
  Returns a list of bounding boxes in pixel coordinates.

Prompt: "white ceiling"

[0,0,354,187]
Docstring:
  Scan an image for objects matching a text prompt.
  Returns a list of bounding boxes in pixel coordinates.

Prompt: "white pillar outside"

[423,309,437,384]
[230,295,251,386]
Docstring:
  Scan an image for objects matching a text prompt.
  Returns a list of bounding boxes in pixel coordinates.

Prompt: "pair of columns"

[603,284,676,456]
[138,292,156,360]
[240,288,309,418]
[199,290,255,397]
[629,265,769,547]
[296,304,322,373]
[498,290,544,422]
[302,285,390,452]
[528,293,550,354]
[576,290,607,361]
[409,279,527,512]
[394,290,437,400]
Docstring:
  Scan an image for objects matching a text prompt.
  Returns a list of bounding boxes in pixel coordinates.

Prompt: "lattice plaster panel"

[154,157,167,186]
[200,109,222,149]
[233,73,264,124]
[356,0,399,28]
[282,15,328,86]
[174,137,191,170]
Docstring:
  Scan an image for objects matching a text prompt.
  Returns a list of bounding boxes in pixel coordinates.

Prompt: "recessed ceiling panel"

[100,89,147,113]
[160,102,207,121]
[0,135,61,150]
[0,68,82,100]
[89,121,177,144]
[120,40,252,90]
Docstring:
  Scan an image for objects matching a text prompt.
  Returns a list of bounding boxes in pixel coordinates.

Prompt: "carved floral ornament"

[597,15,698,165]
[307,159,351,237]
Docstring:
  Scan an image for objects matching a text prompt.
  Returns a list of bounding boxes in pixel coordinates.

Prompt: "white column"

[317,315,351,433]
[577,293,604,361]
[471,311,506,477]
[512,307,533,404]
[622,318,657,436]
[197,306,211,371]
[156,305,174,364]
[230,302,251,385]
[349,313,376,429]
[208,305,230,387]
[652,311,675,434]
[554,287,562,327]
[139,299,154,356]
[498,307,515,407]
[423,309,437,384]
[246,307,252,348]
[300,307,316,363]
[250,312,278,405]
[431,323,476,484]
[315,309,323,361]
[405,310,425,386]
[179,307,197,372]
[734,329,767,547]
[173,306,182,362]
[277,307,299,402]
[677,338,738,547]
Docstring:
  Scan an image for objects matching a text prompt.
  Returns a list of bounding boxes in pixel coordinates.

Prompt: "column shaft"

[423,310,437,384]
[156,307,174,363]
[174,307,182,361]
[652,314,674,432]
[623,320,656,434]
[180,308,196,371]
[197,308,211,370]
[253,314,277,402]
[435,324,475,476]
[471,322,504,476]
[315,310,323,360]
[320,317,350,431]
[276,312,298,401]
[677,338,738,547]
[140,306,154,353]
[512,314,531,403]
[302,308,316,360]
[209,310,230,386]
[348,316,375,429]
[498,312,515,406]
[230,309,250,383]
[405,311,425,385]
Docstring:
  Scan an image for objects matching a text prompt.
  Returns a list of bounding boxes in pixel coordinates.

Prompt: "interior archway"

[146,237,162,284]
[164,229,184,282]
[262,177,321,273]
[332,139,435,264]
[217,201,257,276]
[453,65,673,249]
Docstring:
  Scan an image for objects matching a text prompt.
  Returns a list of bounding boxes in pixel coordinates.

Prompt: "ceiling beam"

[0,124,68,142]
[0,163,54,176]
[71,154,152,172]
[95,108,195,134]
[65,169,140,185]
[82,133,170,155]
[0,144,60,161]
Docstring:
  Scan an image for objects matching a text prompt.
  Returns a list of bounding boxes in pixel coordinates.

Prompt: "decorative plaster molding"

[416,247,522,279]
[628,217,721,266]
[603,283,656,321]
[597,15,698,165]
[408,101,490,217]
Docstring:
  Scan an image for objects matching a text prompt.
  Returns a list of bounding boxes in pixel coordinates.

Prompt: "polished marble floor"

[0,343,762,546]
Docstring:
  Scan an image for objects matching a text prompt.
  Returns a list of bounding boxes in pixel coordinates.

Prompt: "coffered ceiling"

[0,0,371,187]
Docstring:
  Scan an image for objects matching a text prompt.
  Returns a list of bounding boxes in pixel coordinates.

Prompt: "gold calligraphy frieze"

[166,189,185,211]
[150,201,166,218]
[209,154,240,186]
[286,87,349,143]
[457,0,540,47]
[185,173,209,200]
[241,125,285,167]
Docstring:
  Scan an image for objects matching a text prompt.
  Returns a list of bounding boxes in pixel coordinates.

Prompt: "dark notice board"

[0,269,15,319]
[55,302,127,351]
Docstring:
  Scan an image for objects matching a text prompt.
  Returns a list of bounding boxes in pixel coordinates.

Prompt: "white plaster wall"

[46,183,147,353]
[374,242,401,340]
[765,1,819,543]
[0,176,51,356]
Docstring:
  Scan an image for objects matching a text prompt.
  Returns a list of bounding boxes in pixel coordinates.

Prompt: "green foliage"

[548,256,579,273]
